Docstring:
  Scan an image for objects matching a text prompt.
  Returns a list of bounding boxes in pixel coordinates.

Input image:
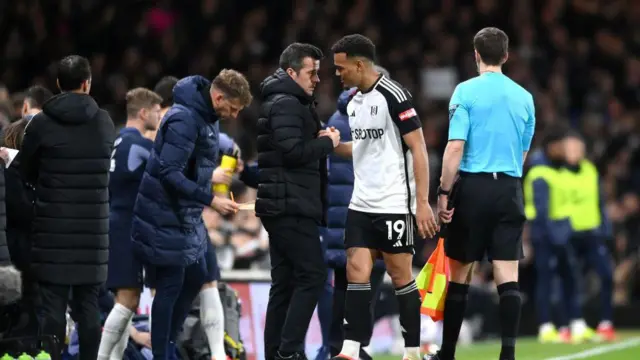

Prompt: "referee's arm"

[440,86,469,192]
[522,93,536,163]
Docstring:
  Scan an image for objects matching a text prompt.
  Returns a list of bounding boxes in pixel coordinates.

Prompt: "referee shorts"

[445,172,526,263]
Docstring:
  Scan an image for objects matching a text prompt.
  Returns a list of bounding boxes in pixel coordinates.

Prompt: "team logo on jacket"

[370,105,378,116]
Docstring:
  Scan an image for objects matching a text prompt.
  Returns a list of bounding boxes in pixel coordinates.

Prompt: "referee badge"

[449,104,460,121]
[370,105,378,116]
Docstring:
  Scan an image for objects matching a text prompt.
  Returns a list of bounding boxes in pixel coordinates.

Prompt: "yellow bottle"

[212,154,237,197]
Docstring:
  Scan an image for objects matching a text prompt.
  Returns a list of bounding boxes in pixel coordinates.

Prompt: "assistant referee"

[428,27,535,360]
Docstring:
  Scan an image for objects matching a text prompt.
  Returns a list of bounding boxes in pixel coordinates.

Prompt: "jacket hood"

[173,75,217,121]
[42,93,99,124]
[260,69,313,103]
[337,88,357,115]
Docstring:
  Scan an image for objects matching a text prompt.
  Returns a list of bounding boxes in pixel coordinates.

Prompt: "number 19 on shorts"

[386,218,414,248]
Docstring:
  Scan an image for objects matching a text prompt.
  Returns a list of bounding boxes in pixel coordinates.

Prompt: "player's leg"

[98,287,141,360]
[557,244,593,343]
[532,240,562,343]
[489,189,527,360]
[333,210,377,360]
[435,181,486,360]
[200,241,227,360]
[98,250,144,360]
[378,214,421,360]
[581,235,615,339]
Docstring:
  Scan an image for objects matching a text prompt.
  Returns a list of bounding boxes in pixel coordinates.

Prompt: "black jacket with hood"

[20,92,115,285]
[255,69,334,224]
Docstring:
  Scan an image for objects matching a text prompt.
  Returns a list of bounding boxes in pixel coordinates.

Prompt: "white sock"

[338,339,360,359]
[200,287,227,360]
[110,318,132,360]
[97,303,134,360]
[403,347,421,360]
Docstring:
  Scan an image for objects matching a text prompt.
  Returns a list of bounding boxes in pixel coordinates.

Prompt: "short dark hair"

[211,69,253,106]
[473,27,509,66]
[154,76,178,108]
[24,86,53,109]
[331,34,376,62]
[57,55,92,91]
[279,43,324,73]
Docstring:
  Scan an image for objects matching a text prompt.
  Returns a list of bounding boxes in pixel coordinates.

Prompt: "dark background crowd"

[0,0,638,322]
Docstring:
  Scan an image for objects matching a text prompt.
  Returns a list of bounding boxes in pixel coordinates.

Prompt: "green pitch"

[376,331,640,360]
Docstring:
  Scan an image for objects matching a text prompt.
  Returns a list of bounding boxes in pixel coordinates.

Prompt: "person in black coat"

[20,55,115,360]
[256,43,340,360]
[1,119,39,336]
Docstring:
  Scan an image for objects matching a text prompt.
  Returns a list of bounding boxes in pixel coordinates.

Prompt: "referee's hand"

[416,202,438,239]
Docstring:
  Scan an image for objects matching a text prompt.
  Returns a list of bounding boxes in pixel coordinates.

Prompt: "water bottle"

[212,154,238,197]
[34,352,51,360]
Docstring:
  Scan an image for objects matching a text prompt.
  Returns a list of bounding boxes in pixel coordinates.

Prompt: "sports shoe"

[558,327,572,344]
[571,326,596,344]
[423,352,452,360]
[538,325,561,344]
[597,322,617,342]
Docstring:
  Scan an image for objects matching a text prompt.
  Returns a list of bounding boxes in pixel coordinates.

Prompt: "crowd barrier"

[137,270,396,360]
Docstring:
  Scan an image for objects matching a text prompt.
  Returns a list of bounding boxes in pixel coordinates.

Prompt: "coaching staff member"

[256,43,340,360]
[429,28,536,360]
[22,85,54,120]
[20,55,115,359]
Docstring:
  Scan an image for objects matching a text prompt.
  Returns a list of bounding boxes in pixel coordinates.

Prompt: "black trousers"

[38,282,101,360]
[262,216,327,360]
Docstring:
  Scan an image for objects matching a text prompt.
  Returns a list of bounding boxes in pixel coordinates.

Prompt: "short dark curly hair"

[473,27,509,66]
[331,34,376,62]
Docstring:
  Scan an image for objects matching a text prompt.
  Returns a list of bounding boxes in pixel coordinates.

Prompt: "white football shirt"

[347,75,422,214]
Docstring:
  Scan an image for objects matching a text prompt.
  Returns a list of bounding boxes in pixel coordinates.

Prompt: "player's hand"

[319,127,340,147]
[0,148,10,165]
[212,166,233,185]
[210,196,238,215]
[437,195,454,224]
[416,202,438,239]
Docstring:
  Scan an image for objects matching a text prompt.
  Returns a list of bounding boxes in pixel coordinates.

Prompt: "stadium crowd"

[0,0,638,358]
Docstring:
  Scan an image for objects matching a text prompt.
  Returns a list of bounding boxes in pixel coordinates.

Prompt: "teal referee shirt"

[448,72,535,178]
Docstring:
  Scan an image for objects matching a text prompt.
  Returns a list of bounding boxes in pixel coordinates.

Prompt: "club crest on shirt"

[370,105,378,116]
[449,104,459,121]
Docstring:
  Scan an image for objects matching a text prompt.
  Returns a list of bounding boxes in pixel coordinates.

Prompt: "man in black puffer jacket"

[256,43,340,360]
[21,55,115,360]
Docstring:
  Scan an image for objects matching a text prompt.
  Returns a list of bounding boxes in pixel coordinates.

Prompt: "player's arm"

[388,95,429,205]
[523,93,536,163]
[270,97,334,166]
[127,143,151,173]
[440,85,468,191]
[157,114,213,206]
[19,113,43,183]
